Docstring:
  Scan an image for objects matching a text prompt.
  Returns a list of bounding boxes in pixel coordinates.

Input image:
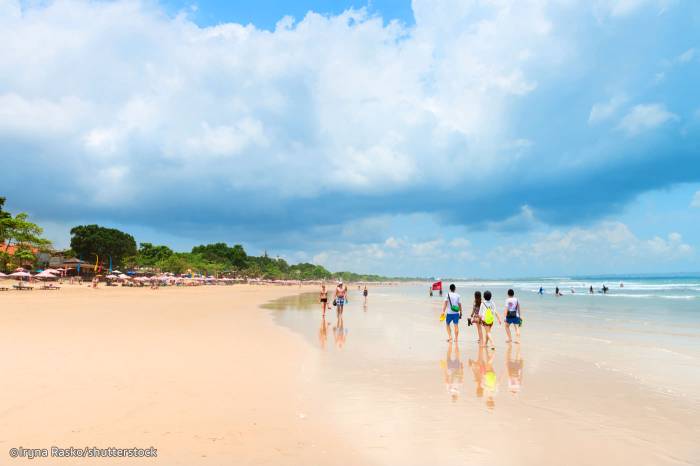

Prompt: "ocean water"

[264,278,700,464]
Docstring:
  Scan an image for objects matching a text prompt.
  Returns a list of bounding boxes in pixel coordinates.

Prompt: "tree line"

[0,197,401,281]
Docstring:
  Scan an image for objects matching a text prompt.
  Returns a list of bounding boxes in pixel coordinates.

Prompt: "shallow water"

[264,282,700,465]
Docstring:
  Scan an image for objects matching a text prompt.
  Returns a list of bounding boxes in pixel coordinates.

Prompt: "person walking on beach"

[471,291,484,344]
[479,290,501,349]
[319,284,329,316]
[363,285,368,306]
[504,289,522,344]
[440,283,462,342]
[335,280,347,324]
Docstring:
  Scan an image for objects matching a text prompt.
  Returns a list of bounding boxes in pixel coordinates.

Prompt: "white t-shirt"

[505,297,520,317]
[444,292,461,314]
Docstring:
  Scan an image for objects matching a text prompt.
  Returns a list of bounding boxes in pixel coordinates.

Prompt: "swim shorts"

[445,313,460,325]
[336,297,345,306]
[506,316,521,325]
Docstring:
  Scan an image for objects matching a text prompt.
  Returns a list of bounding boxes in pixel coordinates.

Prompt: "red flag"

[432,281,442,291]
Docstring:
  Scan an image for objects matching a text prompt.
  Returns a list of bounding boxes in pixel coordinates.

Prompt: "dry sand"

[0,283,365,465]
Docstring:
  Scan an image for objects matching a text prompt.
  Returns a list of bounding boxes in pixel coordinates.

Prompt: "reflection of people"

[333,321,347,350]
[440,284,462,343]
[442,341,463,402]
[318,315,329,350]
[506,344,524,395]
[468,346,486,399]
[483,348,498,410]
[319,284,329,316]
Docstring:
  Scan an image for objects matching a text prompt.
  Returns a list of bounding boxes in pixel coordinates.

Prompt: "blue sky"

[1,0,699,277]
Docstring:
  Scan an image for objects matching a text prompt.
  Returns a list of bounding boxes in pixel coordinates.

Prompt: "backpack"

[482,302,495,325]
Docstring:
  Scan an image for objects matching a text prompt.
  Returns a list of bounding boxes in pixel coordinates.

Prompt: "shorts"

[445,313,460,325]
[320,298,327,303]
[336,297,345,306]
[506,316,521,325]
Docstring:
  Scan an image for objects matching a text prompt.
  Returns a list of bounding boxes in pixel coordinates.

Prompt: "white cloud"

[491,221,693,265]
[0,0,566,209]
[677,48,695,64]
[618,103,678,136]
[589,95,627,124]
[598,0,675,17]
[691,191,700,208]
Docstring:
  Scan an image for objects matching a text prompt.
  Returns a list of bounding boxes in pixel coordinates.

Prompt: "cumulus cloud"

[691,191,700,208]
[589,95,627,124]
[618,103,678,136]
[0,0,698,265]
[490,222,694,267]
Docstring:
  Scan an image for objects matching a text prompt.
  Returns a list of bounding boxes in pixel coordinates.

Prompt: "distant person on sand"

[335,280,347,324]
[440,283,462,343]
[504,289,522,344]
[319,284,329,316]
[363,285,368,306]
[589,285,594,294]
[538,286,544,295]
[471,291,484,344]
[555,286,562,296]
[479,290,501,349]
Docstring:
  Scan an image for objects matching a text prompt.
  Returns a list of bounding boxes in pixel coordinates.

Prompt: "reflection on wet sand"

[442,342,464,402]
[318,315,329,350]
[507,344,524,396]
[262,292,319,311]
[467,346,500,410]
[333,321,348,350]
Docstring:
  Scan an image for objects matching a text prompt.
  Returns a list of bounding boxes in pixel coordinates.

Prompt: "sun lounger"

[40,285,61,290]
[0,287,10,291]
[13,285,34,291]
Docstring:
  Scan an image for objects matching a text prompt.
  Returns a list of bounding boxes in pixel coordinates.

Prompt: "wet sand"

[0,283,365,465]
[267,287,700,466]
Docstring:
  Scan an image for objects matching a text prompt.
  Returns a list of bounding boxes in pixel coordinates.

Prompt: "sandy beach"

[1,282,699,465]
[0,283,365,465]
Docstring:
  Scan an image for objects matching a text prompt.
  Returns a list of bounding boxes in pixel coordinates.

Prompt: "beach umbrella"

[0,272,6,277]
[43,268,61,274]
[35,271,57,279]
[106,274,118,279]
[10,271,31,281]
[118,274,130,279]
[112,270,122,274]
[14,267,26,272]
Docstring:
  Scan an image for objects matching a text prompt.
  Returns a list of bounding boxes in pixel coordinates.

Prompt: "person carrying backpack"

[479,290,502,349]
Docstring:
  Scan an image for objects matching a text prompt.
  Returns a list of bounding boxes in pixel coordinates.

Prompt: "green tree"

[136,242,174,266]
[0,197,10,219]
[1,211,51,271]
[70,224,137,266]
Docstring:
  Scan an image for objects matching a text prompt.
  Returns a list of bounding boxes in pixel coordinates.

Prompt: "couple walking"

[440,283,522,348]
